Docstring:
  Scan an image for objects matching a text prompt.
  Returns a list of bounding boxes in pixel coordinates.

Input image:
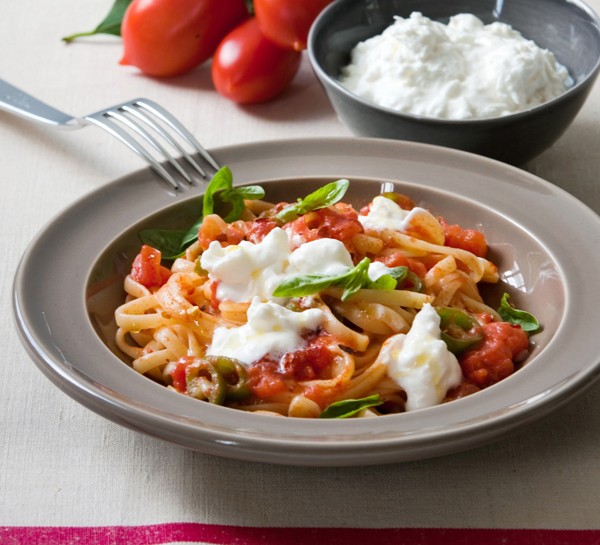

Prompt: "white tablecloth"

[2,1,600,543]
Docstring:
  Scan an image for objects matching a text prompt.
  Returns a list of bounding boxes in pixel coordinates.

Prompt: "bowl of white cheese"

[308,0,600,165]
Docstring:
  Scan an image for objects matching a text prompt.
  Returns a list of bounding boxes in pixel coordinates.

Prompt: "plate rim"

[12,136,600,466]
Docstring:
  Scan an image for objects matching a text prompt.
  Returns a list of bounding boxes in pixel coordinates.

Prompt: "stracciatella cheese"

[339,12,573,120]
[206,298,325,365]
[377,303,462,411]
[200,227,397,303]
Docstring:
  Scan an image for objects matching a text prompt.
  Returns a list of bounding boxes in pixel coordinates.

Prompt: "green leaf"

[230,186,265,199]
[276,179,350,223]
[273,259,409,301]
[62,0,132,42]
[139,229,187,260]
[497,293,542,334]
[135,167,265,259]
[320,394,384,418]
[202,167,234,219]
[273,257,373,301]
[368,266,408,291]
[202,166,265,223]
[367,274,398,291]
[340,258,371,300]
[272,274,341,298]
[179,216,203,252]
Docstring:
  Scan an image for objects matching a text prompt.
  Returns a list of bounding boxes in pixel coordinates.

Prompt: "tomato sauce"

[248,334,336,401]
[198,220,245,250]
[130,245,171,288]
[169,358,190,393]
[286,203,363,246]
[279,335,333,381]
[248,360,289,399]
[459,321,529,387]
[440,217,488,257]
[374,250,428,279]
[245,217,279,243]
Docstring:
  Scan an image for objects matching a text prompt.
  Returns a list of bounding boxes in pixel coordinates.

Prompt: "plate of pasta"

[13,137,600,466]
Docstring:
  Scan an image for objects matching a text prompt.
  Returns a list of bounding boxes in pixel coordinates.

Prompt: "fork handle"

[0,78,78,128]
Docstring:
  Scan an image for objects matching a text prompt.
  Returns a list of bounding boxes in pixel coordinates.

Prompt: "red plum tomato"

[254,0,333,51]
[211,18,302,104]
[120,0,249,77]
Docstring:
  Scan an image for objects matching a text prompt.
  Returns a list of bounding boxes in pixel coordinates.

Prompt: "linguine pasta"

[114,175,536,418]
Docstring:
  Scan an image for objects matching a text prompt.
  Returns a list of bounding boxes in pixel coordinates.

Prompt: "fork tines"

[86,99,220,190]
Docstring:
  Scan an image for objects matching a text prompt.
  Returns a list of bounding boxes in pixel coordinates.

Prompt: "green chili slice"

[185,358,226,405]
[210,356,252,401]
[399,270,424,293]
[185,356,251,404]
[436,306,483,355]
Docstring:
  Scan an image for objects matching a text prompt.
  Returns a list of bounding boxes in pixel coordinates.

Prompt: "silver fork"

[0,78,220,190]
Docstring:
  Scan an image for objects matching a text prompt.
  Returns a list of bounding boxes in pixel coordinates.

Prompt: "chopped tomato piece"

[440,217,488,257]
[459,321,530,387]
[169,357,192,393]
[248,335,335,401]
[198,218,246,250]
[245,217,279,243]
[248,360,288,399]
[286,203,363,244]
[280,335,334,381]
[130,245,171,288]
[375,251,428,279]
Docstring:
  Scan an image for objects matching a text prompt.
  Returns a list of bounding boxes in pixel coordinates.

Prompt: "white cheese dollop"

[378,303,463,411]
[340,12,573,120]
[200,227,292,303]
[287,237,354,276]
[206,298,325,365]
[367,260,395,282]
[359,195,444,244]
[201,229,393,302]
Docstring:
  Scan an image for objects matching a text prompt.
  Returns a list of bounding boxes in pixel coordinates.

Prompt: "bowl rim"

[307,0,600,125]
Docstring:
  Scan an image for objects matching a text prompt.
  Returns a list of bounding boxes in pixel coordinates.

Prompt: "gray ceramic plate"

[12,137,600,466]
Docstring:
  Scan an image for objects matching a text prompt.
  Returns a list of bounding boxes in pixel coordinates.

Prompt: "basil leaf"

[320,394,383,419]
[497,293,542,334]
[142,167,265,257]
[387,266,409,280]
[367,274,398,291]
[219,186,265,223]
[202,166,265,223]
[139,229,187,259]
[340,258,371,301]
[276,179,350,223]
[368,266,409,290]
[272,274,338,297]
[272,257,373,301]
[273,259,408,301]
[179,217,203,252]
[62,0,132,42]
[179,167,238,249]
[203,166,234,219]
[230,186,265,199]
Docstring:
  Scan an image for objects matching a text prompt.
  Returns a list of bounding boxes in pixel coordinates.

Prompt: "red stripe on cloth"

[1,524,600,545]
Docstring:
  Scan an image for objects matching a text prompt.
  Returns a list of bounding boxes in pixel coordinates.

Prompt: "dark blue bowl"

[308,0,600,165]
